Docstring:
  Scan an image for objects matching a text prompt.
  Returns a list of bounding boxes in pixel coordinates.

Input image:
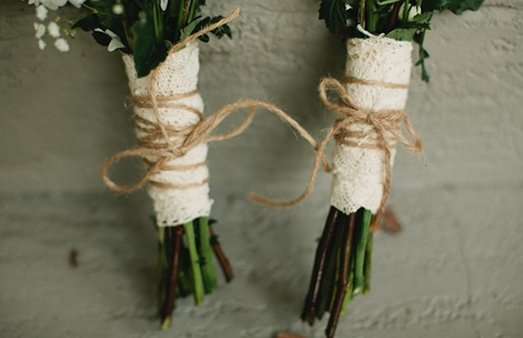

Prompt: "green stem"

[353,209,372,294]
[176,0,186,33]
[183,221,205,305]
[157,227,168,311]
[153,1,163,41]
[366,0,379,33]
[187,0,198,24]
[363,229,373,294]
[402,0,410,24]
[177,242,193,297]
[341,264,354,314]
[197,217,217,294]
[377,0,402,5]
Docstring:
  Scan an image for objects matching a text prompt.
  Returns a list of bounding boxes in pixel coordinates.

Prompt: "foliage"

[71,0,232,77]
[318,0,484,81]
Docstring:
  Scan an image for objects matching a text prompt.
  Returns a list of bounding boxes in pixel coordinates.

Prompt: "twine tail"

[249,120,337,207]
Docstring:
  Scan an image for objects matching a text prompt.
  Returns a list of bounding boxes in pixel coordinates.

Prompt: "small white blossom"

[28,0,82,10]
[34,22,46,39]
[160,0,169,11]
[345,4,352,11]
[54,38,70,52]
[95,29,125,52]
[38,39,47,50]
[68,0,86,8]
[48,21,61,38]
[398,4,422,21]
[112,4,124,15]
[35,5,48,21]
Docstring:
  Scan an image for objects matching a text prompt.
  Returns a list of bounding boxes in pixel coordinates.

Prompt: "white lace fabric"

[122,43,213,227]
[330,37,413,215]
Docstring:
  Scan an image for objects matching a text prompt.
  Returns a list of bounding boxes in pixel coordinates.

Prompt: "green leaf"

[386,27,417,40]
[422,0,485,13]
[72,14,101,32]
[414,30,431,82]
[319,0,349,37]
[131,8,167,77]
[206,16,232,39]
[410,12,432,24]
[197,34,210,42]
[179,17,200,40]
[446,0,485,14]
[91,30,111,47]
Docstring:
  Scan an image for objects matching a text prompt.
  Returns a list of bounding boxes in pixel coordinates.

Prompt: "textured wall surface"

[1,0,522,337]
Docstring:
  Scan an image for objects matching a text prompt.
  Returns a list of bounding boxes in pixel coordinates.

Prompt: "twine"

[101,7,421,218]
[317,77,423,230]
[102,7,330,207]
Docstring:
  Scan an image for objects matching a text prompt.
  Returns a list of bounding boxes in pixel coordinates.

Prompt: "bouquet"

[26,0,329,329]
[300,0,484,337]
[26,0,238,328]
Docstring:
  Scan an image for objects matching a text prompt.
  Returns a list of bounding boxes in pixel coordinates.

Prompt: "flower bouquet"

[300,0,484,337]
[26,0,238,328]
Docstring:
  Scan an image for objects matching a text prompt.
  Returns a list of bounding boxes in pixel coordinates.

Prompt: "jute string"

[101,7,331,207]
[316,77,423,230]
[101,7,421,220]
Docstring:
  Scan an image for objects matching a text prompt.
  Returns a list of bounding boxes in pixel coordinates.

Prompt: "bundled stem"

[301,207,374,338]
[158,217,234,329]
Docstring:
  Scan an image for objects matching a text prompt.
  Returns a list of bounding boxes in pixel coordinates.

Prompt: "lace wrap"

[330,38,413,215]
[122,43,212,226]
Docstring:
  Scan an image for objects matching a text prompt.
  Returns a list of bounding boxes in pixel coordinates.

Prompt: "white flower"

[160,0,169,11]
[28,0,68,10]
[68,0,85,8]
[34,22,46,39]
[35,5,48,21]
[94,29,125,52]
[48,21,61,38]
[112,4,124,15]
[54,38,69,52]
[38,39,47,50]
[398,4,422,21]
[345,4,352,11]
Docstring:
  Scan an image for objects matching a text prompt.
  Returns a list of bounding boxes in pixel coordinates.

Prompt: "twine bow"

[316,77,423,230]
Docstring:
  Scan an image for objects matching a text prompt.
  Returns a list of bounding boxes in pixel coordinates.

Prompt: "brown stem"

[209,227,235,282]
[161,226,184,325]
[325,213,356,338]
[301,206,340,325]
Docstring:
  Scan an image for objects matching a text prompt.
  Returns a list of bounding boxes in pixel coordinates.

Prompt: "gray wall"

[1,1,522,337]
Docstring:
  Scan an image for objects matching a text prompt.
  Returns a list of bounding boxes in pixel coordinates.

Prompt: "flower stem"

[209,225,235,282]
[353,209,372,294]
[183,221,205,305]
[197,217,217,294]
[363,228,373,294]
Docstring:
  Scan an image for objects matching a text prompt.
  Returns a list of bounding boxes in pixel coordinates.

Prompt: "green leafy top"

[73,0,232,77]
[318,0,484,81]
